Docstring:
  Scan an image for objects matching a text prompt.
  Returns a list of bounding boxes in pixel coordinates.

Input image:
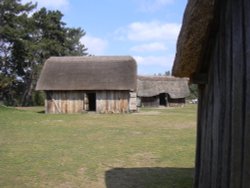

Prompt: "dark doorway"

[87,93,96,111]
[159,93,167,106]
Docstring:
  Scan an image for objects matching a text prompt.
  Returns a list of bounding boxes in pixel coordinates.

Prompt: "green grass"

[0,105,197,188]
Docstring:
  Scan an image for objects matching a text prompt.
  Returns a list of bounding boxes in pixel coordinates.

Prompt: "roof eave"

[172,0,216,78]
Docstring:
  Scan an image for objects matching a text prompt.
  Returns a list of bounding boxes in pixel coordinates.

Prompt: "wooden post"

[194,1,250,187]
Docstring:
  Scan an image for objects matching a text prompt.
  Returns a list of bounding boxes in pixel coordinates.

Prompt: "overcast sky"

[22,0,187,75]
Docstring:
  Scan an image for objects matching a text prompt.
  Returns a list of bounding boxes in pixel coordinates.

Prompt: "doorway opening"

[87,93,96,111]
[159,93,167,106]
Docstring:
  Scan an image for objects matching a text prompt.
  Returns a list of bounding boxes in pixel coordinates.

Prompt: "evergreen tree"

[0,0,88,106]
[0,0,36,105]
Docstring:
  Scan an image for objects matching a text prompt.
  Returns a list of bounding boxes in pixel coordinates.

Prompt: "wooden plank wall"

[194,0,250,187]
[45,90,132,113]
[140,96,159,107]
[168,98,186,107]
[96,91,129,113]
[45,91,84,114]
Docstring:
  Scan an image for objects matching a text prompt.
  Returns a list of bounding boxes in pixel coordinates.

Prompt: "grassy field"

[0,105,197,188]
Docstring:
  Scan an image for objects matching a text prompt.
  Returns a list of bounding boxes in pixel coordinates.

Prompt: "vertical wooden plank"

[105,91,108,113]
[242,0,250,186]
[75,91,78,113]
[66,91,69,113]
[109,91,113,113]
[52,91,56,114]
[45,97,48,114]
[45,91,49,113]
[71,92,74,113]
[194,85,204,188]
[55,91,58,114]
[71,91,74,113]
[76,91,79,113]
[121,92,124,112]
[76,92,78,113]
[113,91,116,113]
[48,91,53,113]
[219,1,232,187]
[75,91,79,113]
[102,91,106,113]
[97,91,102,113]
[210,39,221,188]
[97,91,104,113]
[54,91,59,114]
[106,91,109,113]
[107,91,110,113]
[112,91,115,113]
[114,91,117,113]
[61,91,65,113]
[54,91,57,114]
[65,91,68,113]
[104,91,107,113]
[123,92,127,112]
[114,91,116,113]
[124,91,129,113]
[199,78,213,188]
[73,91,75,113]
[77,92,79,113]
[58,91,62,114]
[51,91,55,113]
[230,1,245,187]
[118,91,121,113]
[59,91,62,113]
[70,91,72,113]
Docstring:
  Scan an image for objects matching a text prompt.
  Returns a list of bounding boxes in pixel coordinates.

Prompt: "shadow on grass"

[37,110,45,114]
[105,167,194,188]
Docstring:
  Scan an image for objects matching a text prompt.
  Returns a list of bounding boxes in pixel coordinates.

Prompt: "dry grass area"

[0,105,197,188]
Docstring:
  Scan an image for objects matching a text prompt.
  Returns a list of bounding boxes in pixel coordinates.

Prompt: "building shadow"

[105,167,194,188]
[37,110,45,114]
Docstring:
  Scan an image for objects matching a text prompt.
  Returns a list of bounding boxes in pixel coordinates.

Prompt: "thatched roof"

[172,0,216,77]
[36,56,137,91]
[137,76,190,98]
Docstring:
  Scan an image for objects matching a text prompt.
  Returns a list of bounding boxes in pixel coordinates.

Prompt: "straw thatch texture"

[137,76,190,99]
[36,56,137,91]
[172,0,216,77]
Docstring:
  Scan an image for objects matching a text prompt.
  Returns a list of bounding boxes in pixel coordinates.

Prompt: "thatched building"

[137,76,190,107]
[36,56,137,114]
[173,0,250,187]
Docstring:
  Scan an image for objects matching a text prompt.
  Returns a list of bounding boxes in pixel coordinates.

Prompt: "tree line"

[0,0,88,106]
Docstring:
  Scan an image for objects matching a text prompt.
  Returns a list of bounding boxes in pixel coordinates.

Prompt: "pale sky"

[22,0,187,75]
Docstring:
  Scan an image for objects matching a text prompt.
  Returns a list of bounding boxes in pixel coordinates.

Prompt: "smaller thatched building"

[36,56,137,114]
[137,76,190,107]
